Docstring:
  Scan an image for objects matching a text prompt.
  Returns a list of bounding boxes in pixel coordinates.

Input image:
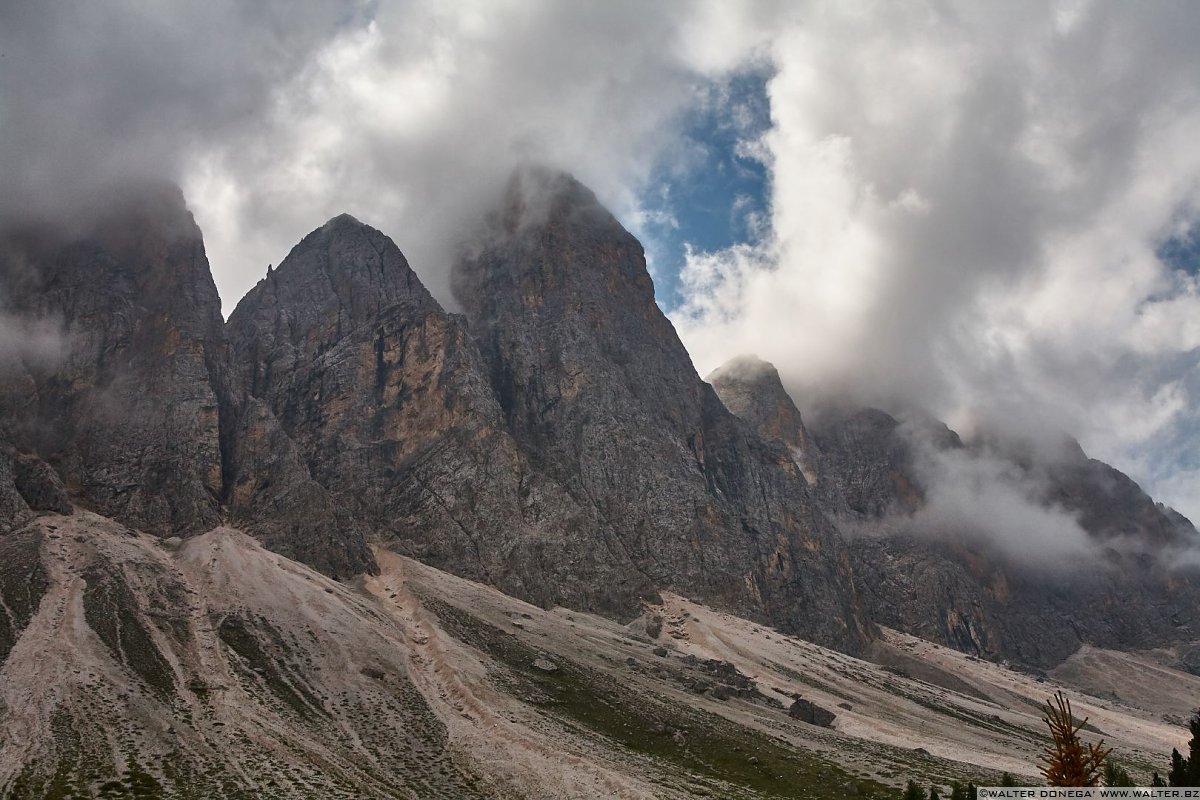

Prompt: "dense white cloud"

[670,1,1200,522]
[185,0,775,309]
[2,0,766,307]
[2,1,1196,522]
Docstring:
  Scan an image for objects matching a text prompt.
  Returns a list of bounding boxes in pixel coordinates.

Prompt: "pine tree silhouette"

[1187,710,1200,786]
[1169,748,1188,786]
[1103,762,1134,787]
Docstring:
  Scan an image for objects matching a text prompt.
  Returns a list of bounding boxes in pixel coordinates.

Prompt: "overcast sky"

[2,1,1198,522]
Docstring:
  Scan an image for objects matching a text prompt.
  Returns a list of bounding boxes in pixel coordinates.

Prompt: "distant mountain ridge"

[709,355,1200,666]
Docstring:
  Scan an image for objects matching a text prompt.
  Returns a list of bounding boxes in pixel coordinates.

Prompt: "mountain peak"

[707,354,781,384]
[709,355,820,483]
[497,165,602,229]
[325,211,364,226]
[452,178,871,652]
[229,214,436,338]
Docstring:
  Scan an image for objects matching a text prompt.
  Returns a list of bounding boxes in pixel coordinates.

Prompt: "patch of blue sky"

[1158,218,1200,277]
[637,69,773,311]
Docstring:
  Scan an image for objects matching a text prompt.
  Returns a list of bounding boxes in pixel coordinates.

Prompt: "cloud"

[0,0,362,225]
[187,1,712,308]
[669,1,1200,519]
[0,312,67,372]
[903,436,1098,568]
[2,1,776,311]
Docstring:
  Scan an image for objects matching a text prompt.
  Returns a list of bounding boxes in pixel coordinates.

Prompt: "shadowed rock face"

[848,532,1200,668]
[0,188,372,579]
[0,185,227,535]
[710,354,1200,667]
[0,450,34,535]
[452,169,871,652]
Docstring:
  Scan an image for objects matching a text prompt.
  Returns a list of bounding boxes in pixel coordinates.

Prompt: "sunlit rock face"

[708,355,822,486]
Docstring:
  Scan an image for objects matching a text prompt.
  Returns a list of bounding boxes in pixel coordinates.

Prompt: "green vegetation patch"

[216,614,328,722]
[0,530,49,667]
[82,563,177,702]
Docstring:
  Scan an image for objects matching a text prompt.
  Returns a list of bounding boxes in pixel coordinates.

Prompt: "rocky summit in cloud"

[3,2,1196,524]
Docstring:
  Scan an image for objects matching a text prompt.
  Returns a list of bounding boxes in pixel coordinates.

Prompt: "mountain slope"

[0,514,482,799]
[2,508,1191,797]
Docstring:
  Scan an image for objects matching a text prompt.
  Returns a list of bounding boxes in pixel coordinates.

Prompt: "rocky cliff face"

[5,173,1196,669]
[710,355,1200,667]
[452,169,871,652]
[848,532,1200,668]
[1,178,871,649]
[0,188,372,579]
[226,213,658,614]
[0,185,227,535]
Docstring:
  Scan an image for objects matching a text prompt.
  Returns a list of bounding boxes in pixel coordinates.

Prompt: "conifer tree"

[930,785,941,800]
[1103,762,1134,787]
[1169,748,1188,787]
[949,781,967,800]
[1187,710,1200,786]
[903,779,927,800]
[1039,691,1110,786]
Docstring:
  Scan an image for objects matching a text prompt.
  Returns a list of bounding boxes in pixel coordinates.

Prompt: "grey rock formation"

[222,393,376,579]
[0,448,33,534]
[0,185,227,535]
[706,360,950,519]
[228,213,658,609]
[452,168,871,652]
[788,697,836,727]
[1036,445,1198,548]
[851,531,1200,667]
[0,187,372,579]
[4,171,1195,670]
[11,451,71,514]
[806,406,928,519]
